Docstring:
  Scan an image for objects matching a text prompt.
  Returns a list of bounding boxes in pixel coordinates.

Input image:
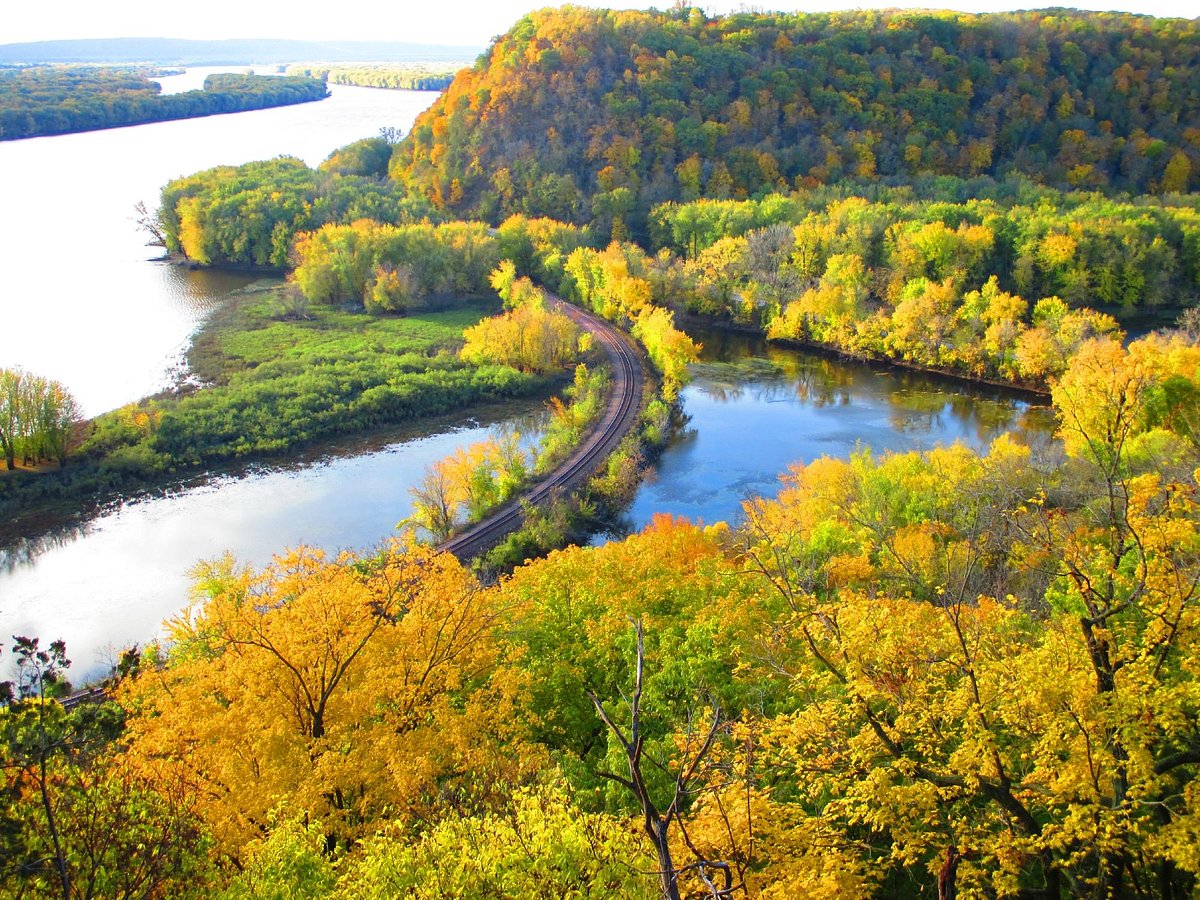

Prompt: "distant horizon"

[0,36,483,67]
[0,36,485,65]
[4,1,1196,51]
[0,36,483,51]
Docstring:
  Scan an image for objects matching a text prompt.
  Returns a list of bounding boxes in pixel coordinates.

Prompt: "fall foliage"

[119,538,531,857]
[0,69,327,141]
[393,7,1200,238]
[9,324,1200,895]
[12,6,1200,897]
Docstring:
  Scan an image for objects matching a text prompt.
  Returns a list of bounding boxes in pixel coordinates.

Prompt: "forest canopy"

[285,63,460,91]
[158,157,436,268]
[0,68,328,140]
[9,330,1200,898]
[10,6,1200,897]
[390,6,1200,238]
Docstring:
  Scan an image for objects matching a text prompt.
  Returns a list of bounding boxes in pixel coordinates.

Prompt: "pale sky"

[2,1,1195,48]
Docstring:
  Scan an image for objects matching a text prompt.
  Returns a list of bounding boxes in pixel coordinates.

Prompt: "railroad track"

[54,299,643,708]
[439,296,644,562]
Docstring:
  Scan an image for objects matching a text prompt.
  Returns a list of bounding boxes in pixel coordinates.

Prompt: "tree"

[121,540,512,855]
[0,367,22,470]
[2,637,75,899]
[0,369,82,469]
[589,620,734,900]
[632,306,700,401]
[729,393,1200,895]
[406,460,462,542]
[1,638,208,900]
[460,302,581,374]
[133,200,167,247]
[337,784,655,898]
[37,381,83,468]
[1161,151,1192,194]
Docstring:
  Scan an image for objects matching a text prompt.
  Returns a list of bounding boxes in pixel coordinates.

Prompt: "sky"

[2,0,1195,49]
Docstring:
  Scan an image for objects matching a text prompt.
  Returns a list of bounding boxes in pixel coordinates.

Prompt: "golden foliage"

[121,539,533,856]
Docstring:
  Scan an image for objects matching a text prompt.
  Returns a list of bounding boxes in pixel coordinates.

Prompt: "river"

[0,78,1054,680]
[614,327,1055,535]
[0,76,440,417]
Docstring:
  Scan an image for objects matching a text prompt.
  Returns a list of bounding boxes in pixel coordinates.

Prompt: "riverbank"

[673,312,1054,400]
[0,71,330,141]
[0,283,555,548]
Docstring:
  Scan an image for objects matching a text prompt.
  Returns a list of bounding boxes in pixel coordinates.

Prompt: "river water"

[615,327,1055,534]
[0,77,439,416]
[0,78,1054,679]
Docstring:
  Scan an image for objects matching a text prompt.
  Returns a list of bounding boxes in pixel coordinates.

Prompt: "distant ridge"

[0,37,482,65]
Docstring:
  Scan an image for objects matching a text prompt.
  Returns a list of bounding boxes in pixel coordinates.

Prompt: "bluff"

[390,6,1200,239]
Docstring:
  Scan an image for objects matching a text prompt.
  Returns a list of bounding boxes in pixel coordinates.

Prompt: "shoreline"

[0,287,558,550]
[0,391,558,562]
[0,90,329,143]
[674,311,1053,400]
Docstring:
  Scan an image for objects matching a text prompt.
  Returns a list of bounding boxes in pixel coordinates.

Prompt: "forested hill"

[390,6,1200,237]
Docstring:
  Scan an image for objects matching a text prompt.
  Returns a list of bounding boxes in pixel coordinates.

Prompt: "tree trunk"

[649,819,680,900]
[39,754,71,900]
[938,847,959,900]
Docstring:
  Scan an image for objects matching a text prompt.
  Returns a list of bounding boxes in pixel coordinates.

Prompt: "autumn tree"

[335,784,655,898]
[0,369,82,469]
[407,433,532,539]
[0,367,21,470]
[589,620,736,900]
[121,540,522,856]
[406,459,462,542]
[0,638,209,900]
[726,349,1200,894]
[459,300,581,373]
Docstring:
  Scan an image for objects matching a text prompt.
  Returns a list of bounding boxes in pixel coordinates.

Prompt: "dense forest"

[155,6,1200,388]
[285,63,460,91]
[8,6,1200,898]
[643,187,1200,382]
[0,68,328,140]
[158,155,435,267]
[158,165,1200,388]
[5,329,1200,897]
[391,7,1199,237]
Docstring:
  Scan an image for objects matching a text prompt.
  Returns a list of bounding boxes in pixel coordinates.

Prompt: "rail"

[55,297,645,708]
[438,296,645,561]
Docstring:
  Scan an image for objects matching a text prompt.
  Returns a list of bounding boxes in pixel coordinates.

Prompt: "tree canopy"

[0,68,327,140]
[391,7,1200,239]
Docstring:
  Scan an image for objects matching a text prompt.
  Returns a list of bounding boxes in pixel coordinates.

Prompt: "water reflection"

[615,323,1055,536]
[0,524,91,574]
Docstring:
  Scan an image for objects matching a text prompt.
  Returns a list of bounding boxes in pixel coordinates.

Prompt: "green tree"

[1,638,210,900]
[0,368,22,470]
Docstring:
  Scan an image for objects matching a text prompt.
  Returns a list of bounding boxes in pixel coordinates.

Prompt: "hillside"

[390,6,1200,239]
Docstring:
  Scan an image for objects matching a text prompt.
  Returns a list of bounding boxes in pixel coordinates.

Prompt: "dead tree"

[588,619,739,899]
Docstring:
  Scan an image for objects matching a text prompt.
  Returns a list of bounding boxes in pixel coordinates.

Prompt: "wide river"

[0,76,1054,678]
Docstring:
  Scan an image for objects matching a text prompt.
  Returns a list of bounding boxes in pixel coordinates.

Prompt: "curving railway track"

[438,296,645,562]
[57,299,642,708]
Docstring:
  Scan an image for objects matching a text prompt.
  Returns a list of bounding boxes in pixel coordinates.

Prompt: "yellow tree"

[121,539,518,856]
[726,343,1200,895]
[632,306,700,401]
[460,303,580,373]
